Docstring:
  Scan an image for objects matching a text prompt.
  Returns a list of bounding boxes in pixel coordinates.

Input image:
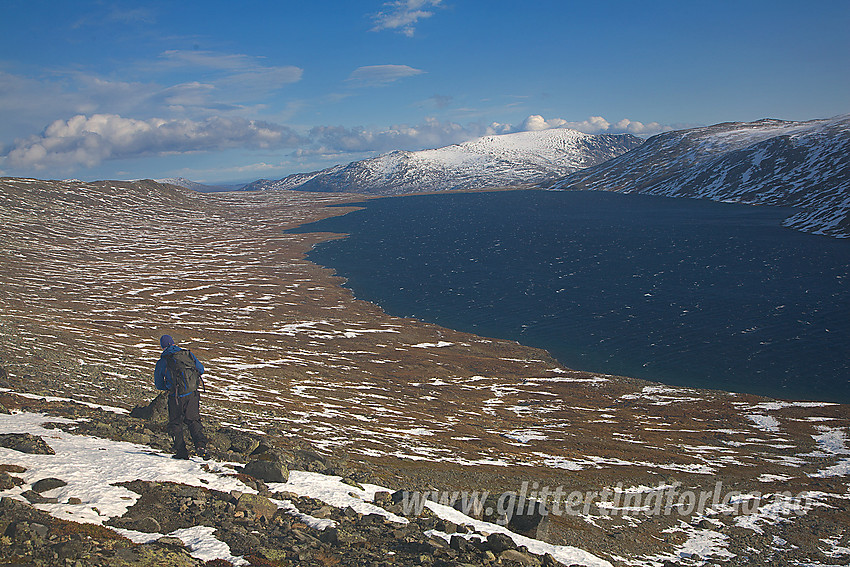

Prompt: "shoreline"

[293,187,849,405]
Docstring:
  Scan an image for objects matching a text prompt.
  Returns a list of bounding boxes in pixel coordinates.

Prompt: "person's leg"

[182,392,208,456]
[167,395,189,458]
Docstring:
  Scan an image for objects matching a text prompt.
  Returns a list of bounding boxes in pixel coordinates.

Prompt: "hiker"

[154,334,209,460]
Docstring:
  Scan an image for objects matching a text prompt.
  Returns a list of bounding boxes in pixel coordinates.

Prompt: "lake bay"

[291,190,850,403]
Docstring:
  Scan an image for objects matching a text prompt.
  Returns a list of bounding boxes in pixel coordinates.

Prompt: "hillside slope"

[2,177,850,565]
[248,129,643,194]
[551,115,850,237]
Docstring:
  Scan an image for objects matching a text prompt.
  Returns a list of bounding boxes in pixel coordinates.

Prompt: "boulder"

[132,517,162,533]
[0,471,23,490]
[235,493,278,521]
[21,490,55,504]
[129,392,169,422]
[243,459,289,483]
[373,491,392,506]
[499,549,541,566]
[0,433,55,454]
[226,431,261,455]
[319,526,367,546]
[486,532,517,554]
[31,477,67,493]
[508,499,551,540]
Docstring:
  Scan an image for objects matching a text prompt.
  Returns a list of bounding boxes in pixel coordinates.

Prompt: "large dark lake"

[291,190,850,403]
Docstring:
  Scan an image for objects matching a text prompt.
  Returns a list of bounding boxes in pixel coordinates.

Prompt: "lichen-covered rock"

[224,430,260,455]
[0,470,23,490]
[499,549,541,566]
[235,492,277,521]
[0,432,55,454]
[107,544,200,567]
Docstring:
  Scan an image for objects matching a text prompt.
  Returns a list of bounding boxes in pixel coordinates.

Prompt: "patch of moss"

[48,517,131,543]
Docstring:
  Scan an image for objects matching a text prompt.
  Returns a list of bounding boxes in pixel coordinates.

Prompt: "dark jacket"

[154,344,204,394]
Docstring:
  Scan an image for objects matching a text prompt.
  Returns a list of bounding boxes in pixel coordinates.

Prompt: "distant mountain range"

[551,115,850,238]
[156,177,241,192]
[168,114,849,238]
[242,128,644,194]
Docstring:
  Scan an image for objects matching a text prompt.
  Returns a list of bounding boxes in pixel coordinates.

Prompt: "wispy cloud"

[307,117,477,153]
[4,114,303,171]
[347,65,425,87]
[371,0,443,37]
[156,50,303,97]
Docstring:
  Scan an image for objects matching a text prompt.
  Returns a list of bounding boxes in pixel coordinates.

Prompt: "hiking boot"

[172,452,190,460]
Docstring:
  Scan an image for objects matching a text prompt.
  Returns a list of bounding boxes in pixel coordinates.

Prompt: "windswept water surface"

[290,190,850,403]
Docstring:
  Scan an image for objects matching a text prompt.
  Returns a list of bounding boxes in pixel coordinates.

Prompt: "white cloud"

[306,114,674,155]
[347,65,425,87]
[2,111,674,176]
[0,48,304,145]
[610,118,669,135]
[515,114,671,137]
[371,0,443,37]
[4,114,303,171]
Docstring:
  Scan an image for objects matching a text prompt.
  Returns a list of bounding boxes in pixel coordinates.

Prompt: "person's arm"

[191,351,204,375]
[154,358,168,390]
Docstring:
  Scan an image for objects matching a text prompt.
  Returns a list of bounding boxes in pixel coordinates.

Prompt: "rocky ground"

[1,177,849,566]
[0,392,567,567]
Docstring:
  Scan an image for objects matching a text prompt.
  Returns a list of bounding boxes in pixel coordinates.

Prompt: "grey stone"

[0,433,55,454]
[21,490,50,504]
[242,460,289,483]
[31,477,67,493]
[235,493,277,521]
[0,471,21,490]
[450,534,473,552]
[507,499,550,540]
[499,549,540,566]
[486,532,517,554]
[133,516,162,533]
[373,490,392,505]
[319,526,367,546]
[227,432,260,455]
[129,392,168,422]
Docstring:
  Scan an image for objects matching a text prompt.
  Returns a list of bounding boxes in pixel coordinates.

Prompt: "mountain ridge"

[246,128,644,195]
[549,114,850,237]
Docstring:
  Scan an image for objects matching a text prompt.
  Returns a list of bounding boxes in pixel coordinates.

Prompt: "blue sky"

[1,0,848,184]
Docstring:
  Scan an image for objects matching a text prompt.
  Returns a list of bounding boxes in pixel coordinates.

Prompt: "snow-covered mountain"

[550,115,850,238]
[247,128,644,194]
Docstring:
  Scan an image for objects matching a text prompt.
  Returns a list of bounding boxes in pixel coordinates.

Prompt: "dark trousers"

[167,391,207,455]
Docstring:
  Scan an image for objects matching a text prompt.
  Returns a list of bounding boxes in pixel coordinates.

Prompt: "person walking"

[154,334,209,459]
